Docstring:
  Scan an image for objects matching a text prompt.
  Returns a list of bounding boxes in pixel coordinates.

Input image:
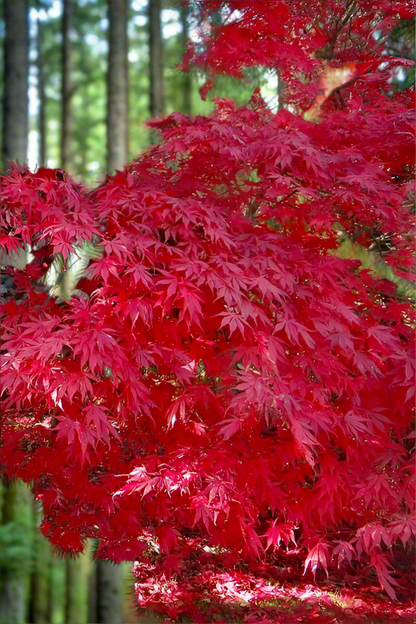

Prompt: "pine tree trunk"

[107,0,129,173]
[148,0,164,119]
[180,4,192,115]
[60,0,73,170]
[65,557,88,624]
[79,92,89,180]
[37,1,47,167]
[0,481,33,624]
[2,0,29,167]
[47,557,64,624]
[28,503,50,624]
[95,562,122,624]
[88,539,122,624]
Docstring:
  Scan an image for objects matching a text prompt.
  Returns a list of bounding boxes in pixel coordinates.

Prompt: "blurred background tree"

[1,0,276,184]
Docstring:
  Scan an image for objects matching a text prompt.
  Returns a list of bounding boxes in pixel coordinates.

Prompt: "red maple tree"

[1,1,414,621]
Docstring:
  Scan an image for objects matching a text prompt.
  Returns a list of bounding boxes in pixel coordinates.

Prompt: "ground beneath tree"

[134,563,415,624]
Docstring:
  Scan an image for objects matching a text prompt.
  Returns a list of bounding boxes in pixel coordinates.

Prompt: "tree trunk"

[78,92,89,180]
[0,481,33,624]
[88,539,122,624]
[95,561,122,624]
[2,0,29,167]
[148,0,164,119]
[60,0,73,170]
[28,503,50,624]
[37,1,47,167]
[47,557,65,624]
[107,0,129,173]
[65,557,88,624]
[180,4,192,115]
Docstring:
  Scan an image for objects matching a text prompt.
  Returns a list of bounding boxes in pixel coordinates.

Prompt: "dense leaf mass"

[1,0,415,619]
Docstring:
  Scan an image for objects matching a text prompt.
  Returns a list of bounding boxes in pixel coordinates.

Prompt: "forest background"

[0,0,278,180]
[0,1,414,624]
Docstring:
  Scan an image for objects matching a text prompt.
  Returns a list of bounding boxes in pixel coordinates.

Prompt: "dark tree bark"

[37,1,47,167]
[180,4,192,115]
[148,0,165,118]
[60,0,73,170]
[2,0,29,167]
[88,538,122,624]
[107,0,129,172]
[96,562,122,624]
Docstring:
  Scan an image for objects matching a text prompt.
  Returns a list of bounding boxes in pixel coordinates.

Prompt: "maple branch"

[326,0,359,60]
[329,71,365,97]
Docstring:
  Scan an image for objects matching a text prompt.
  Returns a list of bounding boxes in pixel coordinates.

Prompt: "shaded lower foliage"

[132,537,415,622]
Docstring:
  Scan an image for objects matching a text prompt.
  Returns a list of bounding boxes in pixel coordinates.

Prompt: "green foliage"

[0,523,33,575]
[0,482,33,578]
[384,17,415,91]
[0,481,34,624]
[331,226,415,300]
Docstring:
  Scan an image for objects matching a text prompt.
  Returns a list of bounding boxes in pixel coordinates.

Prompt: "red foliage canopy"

[1,0,414,619]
